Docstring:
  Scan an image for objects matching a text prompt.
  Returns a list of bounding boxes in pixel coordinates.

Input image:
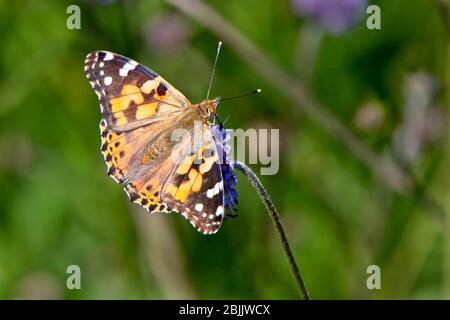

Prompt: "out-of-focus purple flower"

[212,123,238,211]
[143,13,191,54]
[291,0,367,34]
[14,272,62,300]
[394,72,441,164]
[82,0,115,5]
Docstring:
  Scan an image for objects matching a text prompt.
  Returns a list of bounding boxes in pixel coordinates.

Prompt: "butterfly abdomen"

[143,133,173,163]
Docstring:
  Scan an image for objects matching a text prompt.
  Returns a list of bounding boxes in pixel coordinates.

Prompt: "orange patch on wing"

[142,152,151,164]
[109,142,132,167]
[110,85,144,113]
[135,102,158,119]
[176,154,195,175]
[166,184,178,197]
[140,183,161,204]
[191,171,202,192]
[135,178,158,195]
[175,168,198,202]
[101,125,129,181]
[114,112,127,126]
[105,130,122,142]
[122,84,141,95]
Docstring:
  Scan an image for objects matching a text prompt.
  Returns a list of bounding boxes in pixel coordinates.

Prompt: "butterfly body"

[85,51,230,234]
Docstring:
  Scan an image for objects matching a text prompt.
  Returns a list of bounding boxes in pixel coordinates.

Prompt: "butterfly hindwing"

[161,125,225,234]
[121,124,225,234]
[123,158,176,214]
[99,118,179,184]
[167,161,224,235]
[85,51,190,132]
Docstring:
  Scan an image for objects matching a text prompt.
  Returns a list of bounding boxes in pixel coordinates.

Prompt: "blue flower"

[212,123,238,211]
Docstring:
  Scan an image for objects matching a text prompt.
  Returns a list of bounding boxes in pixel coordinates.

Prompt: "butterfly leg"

[224,210,239,220]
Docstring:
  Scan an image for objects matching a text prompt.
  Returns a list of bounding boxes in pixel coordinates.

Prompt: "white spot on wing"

[104,76,112,86]
[109,174,119,183]
[104,52,114,61]
[206,182,222,198]
[215,205,224,216]
[195,203,204,212]
[124,62,136,70]
[119,68,129,77]
[213,183,220,195]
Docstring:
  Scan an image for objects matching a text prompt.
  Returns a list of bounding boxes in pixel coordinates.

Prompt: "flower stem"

[234,161,310,300]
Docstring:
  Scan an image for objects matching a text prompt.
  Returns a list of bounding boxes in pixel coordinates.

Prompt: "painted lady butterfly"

[84,50,238,234]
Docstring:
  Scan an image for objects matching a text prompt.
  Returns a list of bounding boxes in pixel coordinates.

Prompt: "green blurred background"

[0,0,448,299]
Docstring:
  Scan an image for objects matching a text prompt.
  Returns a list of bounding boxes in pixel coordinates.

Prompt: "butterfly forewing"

[85,51,189,132]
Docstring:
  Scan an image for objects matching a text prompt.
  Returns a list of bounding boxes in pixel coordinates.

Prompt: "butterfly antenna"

[206,41,222,99]
[219,89,262,102]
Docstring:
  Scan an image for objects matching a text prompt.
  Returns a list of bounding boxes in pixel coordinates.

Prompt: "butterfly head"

[197,97,220,119]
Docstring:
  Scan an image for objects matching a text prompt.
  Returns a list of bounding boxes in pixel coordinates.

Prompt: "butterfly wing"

[124,124,225,234]
[86,51,188,183]
[99,118,181,184]
[162,124,225,234]
[85,50,190,132]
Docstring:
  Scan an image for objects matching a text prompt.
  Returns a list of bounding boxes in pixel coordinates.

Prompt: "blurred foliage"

[0,0,448,299]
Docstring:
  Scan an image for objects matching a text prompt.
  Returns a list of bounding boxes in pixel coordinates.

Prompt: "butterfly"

[84,50,238,234]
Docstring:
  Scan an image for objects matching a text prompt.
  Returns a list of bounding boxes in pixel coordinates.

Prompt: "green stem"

[234,161,310,300]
